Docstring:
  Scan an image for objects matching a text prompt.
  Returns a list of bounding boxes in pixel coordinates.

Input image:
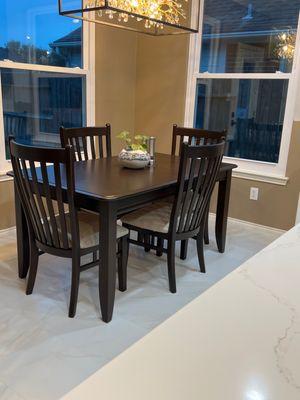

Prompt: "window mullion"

[194,72,293,80]
[0,70,8,174]
[83,20,95,127]
[0,61,88,76]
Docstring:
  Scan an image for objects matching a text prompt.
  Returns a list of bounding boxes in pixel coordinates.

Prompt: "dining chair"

[171,125,227,259]
[122,141,225,293]
[171,125,227,156]
[9,137,129,318]
[60,125,112,161]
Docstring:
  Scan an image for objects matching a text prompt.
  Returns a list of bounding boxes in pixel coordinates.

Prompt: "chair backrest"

[170,142,225,237]
[60,125,112,161]
[171,125,227,156]
[9,138,79,251]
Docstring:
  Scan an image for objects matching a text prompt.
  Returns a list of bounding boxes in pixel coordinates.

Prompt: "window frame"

[185,4,300,185]
[0,7,95,178]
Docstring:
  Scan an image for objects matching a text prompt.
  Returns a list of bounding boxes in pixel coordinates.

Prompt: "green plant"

[117,131,149,151]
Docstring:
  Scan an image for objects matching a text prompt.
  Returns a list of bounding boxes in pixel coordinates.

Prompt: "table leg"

[215,170,232,253]
[14,181,30,279]
[99,203,117,323]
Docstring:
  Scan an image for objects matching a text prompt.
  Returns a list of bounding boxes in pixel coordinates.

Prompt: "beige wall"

[0,180,15,230]
[134,35,300,231]
[95,25,137,155]
[135,35,189,153]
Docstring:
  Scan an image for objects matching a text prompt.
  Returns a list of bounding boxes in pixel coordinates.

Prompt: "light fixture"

[275,30,296,60]
[58,0,200,36]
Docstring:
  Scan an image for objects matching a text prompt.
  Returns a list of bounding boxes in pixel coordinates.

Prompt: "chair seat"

[121,202,173,234]
[62,211,128,249]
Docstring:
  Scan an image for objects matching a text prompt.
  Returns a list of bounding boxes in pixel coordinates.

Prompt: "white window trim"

[0,14,95,179]
[185,8,300,186]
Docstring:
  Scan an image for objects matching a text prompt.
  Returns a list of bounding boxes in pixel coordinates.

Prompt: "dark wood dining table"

[10,153,237,323]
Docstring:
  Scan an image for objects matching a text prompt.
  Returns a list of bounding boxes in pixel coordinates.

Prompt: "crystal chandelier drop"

[58,0,199,35]
[275,31,296,60]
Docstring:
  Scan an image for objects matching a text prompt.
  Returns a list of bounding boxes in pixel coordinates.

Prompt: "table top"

[7,153,236,201]
[59,154,236,201]
[62,225,300,400]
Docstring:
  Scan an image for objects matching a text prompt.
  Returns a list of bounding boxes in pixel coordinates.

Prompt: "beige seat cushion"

[121,202,173,234]
[59,211,128,249]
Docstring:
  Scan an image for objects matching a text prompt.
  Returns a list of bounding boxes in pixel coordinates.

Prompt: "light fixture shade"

[58,0,200,35]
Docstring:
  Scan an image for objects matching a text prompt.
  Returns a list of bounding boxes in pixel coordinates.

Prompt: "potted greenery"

[117,131,150,169]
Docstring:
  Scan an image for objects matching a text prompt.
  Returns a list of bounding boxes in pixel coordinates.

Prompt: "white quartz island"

[62,225,300,400]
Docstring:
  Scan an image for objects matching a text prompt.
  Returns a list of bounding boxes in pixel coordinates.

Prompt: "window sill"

[232,169,289,186]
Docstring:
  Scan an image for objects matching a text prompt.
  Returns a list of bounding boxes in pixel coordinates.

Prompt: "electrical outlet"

[250,187,259,201]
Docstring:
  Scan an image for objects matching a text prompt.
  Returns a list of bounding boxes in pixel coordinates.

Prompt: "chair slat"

[98,136,104,158]
[179,136,184,156]
[171,125,227,155]
[74,137,82,161]
[20,159,45,243]
[54,162,69,249]
[90,136,96,159]
[184,158,207,231]
[60,126,112,160]
[190,158,213,230]
[40,162,60,248]
[194,155,222,229]
[105,125,112,157]
[177,158,197,233]
[29,160,53,245]
[15,159,43,242]
[82,136,89,160]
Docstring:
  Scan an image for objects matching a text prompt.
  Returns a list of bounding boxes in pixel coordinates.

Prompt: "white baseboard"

[209,212,286,234]
[295,192,300,225]
[0,226,16,235]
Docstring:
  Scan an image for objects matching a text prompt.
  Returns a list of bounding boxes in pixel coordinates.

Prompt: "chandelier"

[58,0,199,35]
[275,31,296,61]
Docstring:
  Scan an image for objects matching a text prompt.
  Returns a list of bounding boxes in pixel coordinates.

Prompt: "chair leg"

[180,240,188,260]
[69,255,81,318]
[167,241,176,293]
[137,232,143,244]
[196,225,206,273]
[118,235,129,292]
[26,240,39,295]
[204,207,209,245]
[156,237,163,257]
[144,233,151,252]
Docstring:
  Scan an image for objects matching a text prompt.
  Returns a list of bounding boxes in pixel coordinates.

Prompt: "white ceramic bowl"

[118,149,150,169]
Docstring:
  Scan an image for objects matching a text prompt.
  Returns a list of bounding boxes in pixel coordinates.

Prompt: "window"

[0,1,83,67]
[1,69,86,158]
[0,0,94,174]
[185,0,300,183]
[195,78,288,163]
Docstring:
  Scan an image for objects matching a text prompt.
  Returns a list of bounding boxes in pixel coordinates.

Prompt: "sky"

[0,0,81,49]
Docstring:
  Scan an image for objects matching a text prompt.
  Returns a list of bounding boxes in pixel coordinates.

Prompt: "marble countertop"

[62,225,300,400]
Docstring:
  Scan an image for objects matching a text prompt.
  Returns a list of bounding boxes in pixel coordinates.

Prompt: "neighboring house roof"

[203,0,299,37]
[49,27,82,48]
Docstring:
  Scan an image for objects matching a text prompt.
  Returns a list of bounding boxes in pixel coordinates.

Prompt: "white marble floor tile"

[0,220,282,400]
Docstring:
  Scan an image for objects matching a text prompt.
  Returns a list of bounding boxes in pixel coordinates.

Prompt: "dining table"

[9,153,237,323]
